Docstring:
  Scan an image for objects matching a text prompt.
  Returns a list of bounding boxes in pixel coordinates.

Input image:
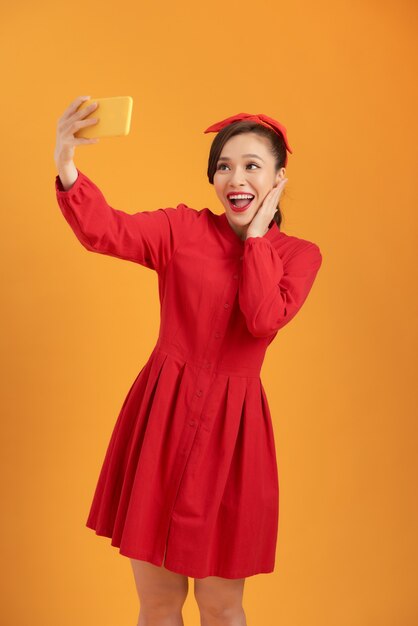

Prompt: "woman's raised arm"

[55,168,195,272]
[54,95,197,272]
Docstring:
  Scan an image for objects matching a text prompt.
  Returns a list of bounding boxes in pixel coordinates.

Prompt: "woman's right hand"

[54,95,100,168]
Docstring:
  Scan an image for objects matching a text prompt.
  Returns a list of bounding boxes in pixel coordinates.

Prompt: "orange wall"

[1,0,417,624]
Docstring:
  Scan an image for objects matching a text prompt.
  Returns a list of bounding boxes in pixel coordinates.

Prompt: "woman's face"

[213,132,286,239]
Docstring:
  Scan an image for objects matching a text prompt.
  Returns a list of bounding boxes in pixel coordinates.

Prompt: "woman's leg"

[130,558,189,626]
[194,575,247,626]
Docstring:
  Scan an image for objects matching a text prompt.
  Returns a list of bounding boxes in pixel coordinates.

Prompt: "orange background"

[1,0,417,624]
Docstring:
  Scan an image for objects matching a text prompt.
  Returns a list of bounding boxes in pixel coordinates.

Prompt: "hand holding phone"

[74,96,133,139]
[54,95,133,168]
[54,95,100,167]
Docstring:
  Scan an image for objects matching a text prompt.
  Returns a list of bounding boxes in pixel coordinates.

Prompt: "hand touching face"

[245,178,288,238]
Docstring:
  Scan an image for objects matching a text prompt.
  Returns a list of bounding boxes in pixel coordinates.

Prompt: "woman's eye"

[216,163,259,170]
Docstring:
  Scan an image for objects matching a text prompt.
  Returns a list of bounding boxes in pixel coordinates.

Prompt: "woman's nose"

[229,170,247,185]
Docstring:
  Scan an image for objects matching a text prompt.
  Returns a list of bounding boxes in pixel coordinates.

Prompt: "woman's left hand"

[245,178,288,239]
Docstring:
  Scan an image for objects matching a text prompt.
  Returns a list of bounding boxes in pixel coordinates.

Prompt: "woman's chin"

[227,207,256,223]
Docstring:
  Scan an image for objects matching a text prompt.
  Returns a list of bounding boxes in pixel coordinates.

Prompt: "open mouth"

[227,196,255,212]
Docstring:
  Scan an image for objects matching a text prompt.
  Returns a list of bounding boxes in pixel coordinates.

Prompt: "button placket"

[210,268,239,344]
[183,269,239,442]
[163,258,248,537]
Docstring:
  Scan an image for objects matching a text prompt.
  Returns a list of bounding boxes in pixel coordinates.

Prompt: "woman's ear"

[275,168,286,185]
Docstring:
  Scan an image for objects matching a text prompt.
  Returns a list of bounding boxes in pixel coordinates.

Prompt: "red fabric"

[55,169,322,579]
[203,112,293,166]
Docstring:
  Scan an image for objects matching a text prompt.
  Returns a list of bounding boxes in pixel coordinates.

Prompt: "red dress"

[55,169,322,579]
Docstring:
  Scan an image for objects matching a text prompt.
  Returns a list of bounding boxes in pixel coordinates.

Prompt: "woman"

[54,96,323,626]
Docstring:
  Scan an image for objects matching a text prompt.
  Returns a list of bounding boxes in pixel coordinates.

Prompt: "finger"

[61,103,98,133]
[273,180,287,194]
[74,137,100,145]
[271,180,287,193]
[75,117,99,129]
[62,95,92,122]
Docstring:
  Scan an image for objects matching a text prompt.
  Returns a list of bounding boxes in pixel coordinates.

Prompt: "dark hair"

[206,120,288,229]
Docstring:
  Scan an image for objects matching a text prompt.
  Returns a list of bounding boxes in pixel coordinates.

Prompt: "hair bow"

[203,112,293,165]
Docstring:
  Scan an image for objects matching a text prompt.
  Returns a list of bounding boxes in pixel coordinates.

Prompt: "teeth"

[228,194,254,200]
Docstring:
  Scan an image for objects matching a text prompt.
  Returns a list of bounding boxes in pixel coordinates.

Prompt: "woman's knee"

[198,603,246,624]
[130,558,189,609]
[194,575,245,618]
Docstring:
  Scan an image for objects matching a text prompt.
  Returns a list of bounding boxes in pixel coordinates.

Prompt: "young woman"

[54,96,323,626]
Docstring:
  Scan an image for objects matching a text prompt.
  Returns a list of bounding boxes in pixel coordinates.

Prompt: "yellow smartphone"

[74,96,133,139]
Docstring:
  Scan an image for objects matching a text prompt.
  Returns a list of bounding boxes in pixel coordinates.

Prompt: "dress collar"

[217,211,281,247]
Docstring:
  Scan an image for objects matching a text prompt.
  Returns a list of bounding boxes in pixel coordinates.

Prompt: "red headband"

[203,112,293,166]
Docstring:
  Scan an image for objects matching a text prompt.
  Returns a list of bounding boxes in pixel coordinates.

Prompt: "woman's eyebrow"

[217,153,265,162]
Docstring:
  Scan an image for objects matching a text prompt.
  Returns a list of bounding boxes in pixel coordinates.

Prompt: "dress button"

[233,274,238,279]
[205,361,211,368]
[224,303,229,308]
[189,420,196,426]
[196,389,203,397]
[239,255,243,260]
[215,332,221,338]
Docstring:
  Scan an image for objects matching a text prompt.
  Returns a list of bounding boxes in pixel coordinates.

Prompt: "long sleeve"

[55,168,197,273]
[238,236,323,338]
